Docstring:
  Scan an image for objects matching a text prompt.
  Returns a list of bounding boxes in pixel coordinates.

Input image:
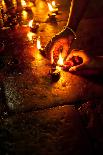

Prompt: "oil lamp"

[37,37,45,56]
[50,52,64,82]
[47,2,58,22]
[28,19,39,33]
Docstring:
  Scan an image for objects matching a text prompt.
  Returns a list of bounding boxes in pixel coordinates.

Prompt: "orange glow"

[28,19,33,28]
[27,31,34,41]
[21,0,26,7]
[47,3,54,12]
[37,37,41,49]
[52,1,56,7]
[57,52,64,66]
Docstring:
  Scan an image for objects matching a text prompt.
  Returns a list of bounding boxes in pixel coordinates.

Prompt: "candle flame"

[57,53,64,66]
[37,37,41,49]
[29,19,33,28]
[21,0,26,7]
[47,3,54,12]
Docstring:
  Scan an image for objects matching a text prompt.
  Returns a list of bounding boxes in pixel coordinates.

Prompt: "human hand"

[44,27,76,64]
[65,49,94,72]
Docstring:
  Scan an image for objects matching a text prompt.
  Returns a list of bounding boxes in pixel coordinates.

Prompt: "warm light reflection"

[22,10,28,20]
[29,19,33,28]
[57,52,64,66]
[37,37,41,50]
[27,31,34,41]
[47,3,54,12]
[21,0,26,7]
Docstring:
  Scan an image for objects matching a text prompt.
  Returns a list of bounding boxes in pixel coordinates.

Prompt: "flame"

[47,3,54,12]
[29,19,33,28]
[22,10,27,20]
[21,0,26,7]
[37,37,41,49]
[2,0,7,12]
[52,1,56,7]
[57,53,64,66]
[27,31,34,41]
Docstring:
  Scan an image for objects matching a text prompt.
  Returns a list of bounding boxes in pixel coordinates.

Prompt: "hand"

[44,27,76,64]
[65,49,95,72]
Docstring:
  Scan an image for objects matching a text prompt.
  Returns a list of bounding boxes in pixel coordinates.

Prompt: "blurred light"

[52,1,56,7]
[22,10,28,20]
[37,37,41,50]
[28,19,33,28]
[21,0,26,7]
[27,31,34,41]
[57,52,64,66]
[47,3,54,12]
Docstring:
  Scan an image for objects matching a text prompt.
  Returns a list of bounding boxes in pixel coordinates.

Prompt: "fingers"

[69,63,86,72]
[50,38,71,62]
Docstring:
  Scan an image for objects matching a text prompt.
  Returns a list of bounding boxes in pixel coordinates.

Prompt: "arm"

[45,0,89,61]
[66,0,89,31]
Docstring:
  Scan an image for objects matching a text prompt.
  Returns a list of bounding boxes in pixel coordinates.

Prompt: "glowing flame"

[37,37,41,49]
[22,10,28,20]
[57,53,64,66]
[47,3,54,12]
[52,1,56,7]
[12,0,17,8]
[29,19,33,28]
[2,0,7,12]
[21,0,26,7]
[27,31,34,41]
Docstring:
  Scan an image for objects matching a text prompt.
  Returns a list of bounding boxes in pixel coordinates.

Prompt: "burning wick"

[49,52,64,82]
[28,20,39,33]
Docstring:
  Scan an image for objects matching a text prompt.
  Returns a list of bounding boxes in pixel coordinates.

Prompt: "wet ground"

[0,0,103,154]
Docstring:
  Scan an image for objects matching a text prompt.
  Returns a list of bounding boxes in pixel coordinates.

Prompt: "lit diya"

[28,19,39,33]
[47,2,58,22]
[37,37,45,56]
[49,48,64,82]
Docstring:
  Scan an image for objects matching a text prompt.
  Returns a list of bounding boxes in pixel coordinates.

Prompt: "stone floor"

[0,0,103,155]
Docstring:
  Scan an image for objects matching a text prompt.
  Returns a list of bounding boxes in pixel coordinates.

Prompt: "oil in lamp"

[28,19,39,33]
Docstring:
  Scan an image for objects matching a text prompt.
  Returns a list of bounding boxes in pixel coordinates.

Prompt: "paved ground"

[0,0,103,154]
